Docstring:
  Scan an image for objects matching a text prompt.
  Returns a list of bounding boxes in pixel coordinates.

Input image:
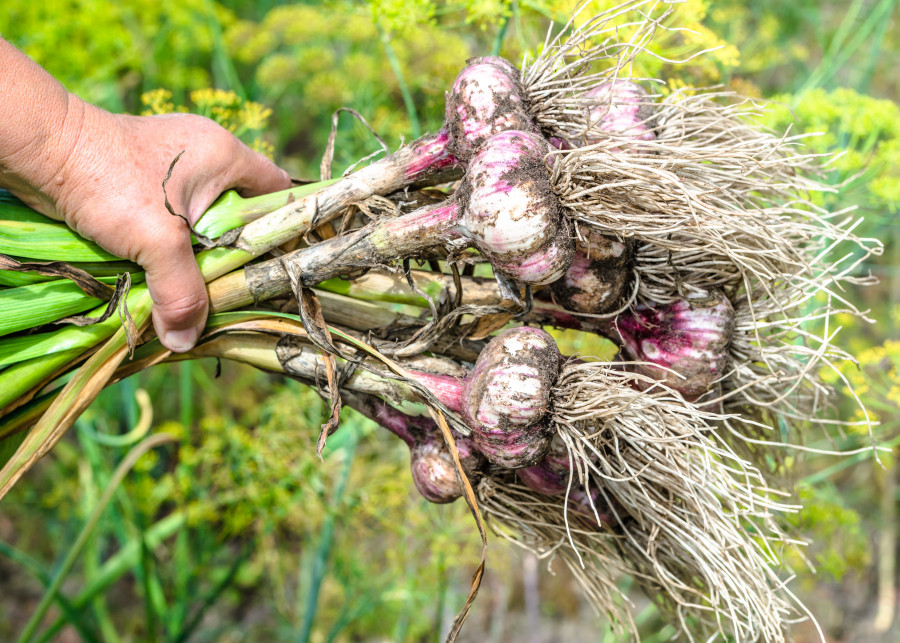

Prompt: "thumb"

[141,230,209,353]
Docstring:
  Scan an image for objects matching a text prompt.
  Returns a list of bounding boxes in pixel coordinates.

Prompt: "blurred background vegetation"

[0,0,898,640]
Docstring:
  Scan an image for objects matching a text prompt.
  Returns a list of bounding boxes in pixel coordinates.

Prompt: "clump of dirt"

[550,235,635,314]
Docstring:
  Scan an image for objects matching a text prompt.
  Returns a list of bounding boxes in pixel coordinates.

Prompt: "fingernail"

[163,328,199,353]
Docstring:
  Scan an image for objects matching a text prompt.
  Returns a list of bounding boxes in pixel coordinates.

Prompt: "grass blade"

[35,513,187,643]
[800,0,896,92]
[172,543,254,643]
[0,542,101,643]
[15,432,176,643]
[296,430,358,643]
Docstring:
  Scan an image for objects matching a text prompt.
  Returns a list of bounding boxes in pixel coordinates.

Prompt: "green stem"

[491,11,512,56]
[203,0,246,99]
[0,274,145,338]
[297,431,357,643]
[179,362,194,428]
[36,513,187,643]
[377,25,421,138]
[0,286,152,368]
[0,350,86,415]
[0,180,331,290]
[194,180,336,240]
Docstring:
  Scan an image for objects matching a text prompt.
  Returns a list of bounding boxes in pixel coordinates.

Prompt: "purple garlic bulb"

[291,130,574,289]
[517,436,611,530]
[516,462,566,496]
[409,428,484,504]
[516,433,572,495]
[608,291,735,399]
[462,327,561,468]
[409,441,465,504]
[550,232,633,314]
[583,79,656,145]
[345,391,484,504]
[446,57,538,160]
[462,130,574,285]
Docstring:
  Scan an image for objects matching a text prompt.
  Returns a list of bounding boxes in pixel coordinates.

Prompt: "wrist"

[0,38,76,212]
[13,94,84,211]
[4,94,116,219]
[0,40,122,219]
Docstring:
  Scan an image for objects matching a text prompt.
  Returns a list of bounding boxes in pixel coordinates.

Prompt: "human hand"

[9,96,291,352]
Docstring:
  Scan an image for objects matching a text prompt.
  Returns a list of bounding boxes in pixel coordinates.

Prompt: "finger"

[185,145,291,224]
[229,144,292,197]
[139,226,209,353]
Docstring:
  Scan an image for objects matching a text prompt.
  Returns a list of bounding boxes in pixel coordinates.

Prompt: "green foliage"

[0,0,238,111]
[706,0,900,97]
[787,484,870,581]
[1,366,479,641]
[764,88,900,217]
[223,2,473,173]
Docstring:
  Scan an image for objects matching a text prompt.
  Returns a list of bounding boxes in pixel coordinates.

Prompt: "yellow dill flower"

[886,385,900,408]
[678,0,709,23]
[370,0,436,34]
[211,105,237,130]
[728,77,762,99]
[140,88,175,115]
[661,77,690,97]
[884,339,900,357]
[462,0,512,29]
[857,345,887,367]
[139,87,277,151]
[237,102,273,133]
[849,407,878,430]
[681,22,740,69]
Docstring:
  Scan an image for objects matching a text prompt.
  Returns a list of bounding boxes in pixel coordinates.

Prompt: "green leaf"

[0,275,144,337]
[0,261,140,287]
[0,218,119,262]
[0,285,150,368]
